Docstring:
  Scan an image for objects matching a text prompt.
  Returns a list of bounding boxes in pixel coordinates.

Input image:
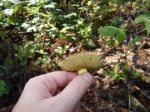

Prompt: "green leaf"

[135,13,150,34]
[98,26,117,36]
[4,57,14,67]
[36,49,47,55]
[64,12,77,18]
[135,14,150,23]
[13,5,20,13]
[0,80,9,97]
[117,29,126,43]
[129,35,142,46]
[43,2,56,9]
[98,26,126,43]
[145,21,150,34]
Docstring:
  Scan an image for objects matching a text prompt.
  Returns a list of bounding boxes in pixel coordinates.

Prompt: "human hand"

[12,71,93,112]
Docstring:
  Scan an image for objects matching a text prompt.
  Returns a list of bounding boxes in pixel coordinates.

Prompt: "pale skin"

[12,71,93,112]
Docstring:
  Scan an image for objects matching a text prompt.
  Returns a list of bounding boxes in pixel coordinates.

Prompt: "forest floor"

[0,37,150,112]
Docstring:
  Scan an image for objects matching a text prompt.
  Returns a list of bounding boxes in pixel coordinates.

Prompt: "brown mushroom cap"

[58,52,102,72]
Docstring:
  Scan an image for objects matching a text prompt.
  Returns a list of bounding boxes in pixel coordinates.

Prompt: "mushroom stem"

[78,68,88,74]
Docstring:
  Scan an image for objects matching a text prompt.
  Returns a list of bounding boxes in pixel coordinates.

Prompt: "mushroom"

[58,52,102,74]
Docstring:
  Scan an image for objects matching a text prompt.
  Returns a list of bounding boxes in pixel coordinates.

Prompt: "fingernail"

[82,73,93,83]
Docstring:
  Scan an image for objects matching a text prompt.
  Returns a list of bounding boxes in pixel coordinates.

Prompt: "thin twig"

[132,29,146,36]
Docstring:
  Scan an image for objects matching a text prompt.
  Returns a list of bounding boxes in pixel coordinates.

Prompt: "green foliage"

[0,0,149,100]
[54,45,69,56]
[98,26,126,43]
[0,57,14,75]
[0,80,9,97]
[129,35,142,47]
[35,53,51,69]
[103,63,140,80]
[109,17,124,27]
[135,13,150,34]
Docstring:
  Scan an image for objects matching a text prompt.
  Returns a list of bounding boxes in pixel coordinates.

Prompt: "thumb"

[57,72,93,109]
